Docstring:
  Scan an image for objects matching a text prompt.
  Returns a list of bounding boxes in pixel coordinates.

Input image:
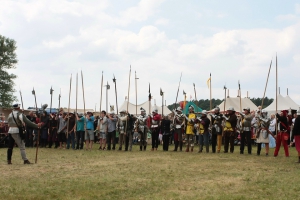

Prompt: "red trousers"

[274,132,289,157]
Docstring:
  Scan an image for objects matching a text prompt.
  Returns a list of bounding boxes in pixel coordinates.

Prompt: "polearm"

[135,71,139,116]
[174,72,182,109]
[223,85,227,113]
[113,74,118,114]
[238,80,242,112]
[75,73,78,139]
[32,88,40,164]
[160,88,164,116]
[148,83,151,115]
[19,89,24,111]
[100,72,103,113]
[125,66,132,131]
[261,60,272,108]
[210,73,212,111]
[275,54,278,136]
[81,70,86,134]
[57,89,61,130]
[67,74,72,139]
[50,87,54,114]
[193,83,197,105]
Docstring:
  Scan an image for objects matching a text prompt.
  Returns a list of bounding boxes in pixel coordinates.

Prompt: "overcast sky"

[1,0,300,111]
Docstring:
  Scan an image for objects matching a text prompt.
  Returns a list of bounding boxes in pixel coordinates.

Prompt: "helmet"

[152,108,158,113]
[215,107,220,112]
[201,110,207,115]
[120,110,127,113]
[189,105,194,110]
[262,109,268,118]
[140,107,146,114]
[176,107,182,112]
[243,107,250,111]
[227,107,235,112]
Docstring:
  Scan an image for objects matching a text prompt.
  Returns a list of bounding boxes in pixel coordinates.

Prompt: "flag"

[207,77,211,88]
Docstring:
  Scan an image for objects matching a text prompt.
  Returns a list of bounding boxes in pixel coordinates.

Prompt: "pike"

[66,74,72,139]
[261,60,272,108]
[100,71,103,113]
[125,66,132,131]
[238,80,242,112]
[57,89,61,131]
[223,85,227,113]
[209,73,212,111]
[81,70,86,134]
[113,74,118,114]
[275,54,278,136]
[32,88,38,112]
[193,83,197,105]
[32,88,40,164]
[19,89,24,112]
[174,72,182,109]
[148,83,151,115]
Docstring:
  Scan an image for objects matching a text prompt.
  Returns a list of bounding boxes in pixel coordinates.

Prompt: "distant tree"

[0,35,18,107]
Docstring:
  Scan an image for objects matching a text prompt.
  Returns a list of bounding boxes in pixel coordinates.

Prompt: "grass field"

[0,144,299,200]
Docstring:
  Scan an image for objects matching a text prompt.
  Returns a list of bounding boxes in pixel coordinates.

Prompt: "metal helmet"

[120,109,127,114]
[140,107,146,115]
[189,105,194,110]
[243,107,250,111]
[152,108,158,113]
[214,107,220,112]
[201,110,207,115]
[227,107,235,112]
[176,107,182,112]
[262,109,268,117]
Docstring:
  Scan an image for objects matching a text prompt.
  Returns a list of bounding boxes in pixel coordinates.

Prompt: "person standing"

[25,111,36,147]
[223,107,237,153]
[106,111,117,150]
[7,104,41,164]
[66,113,76,150]
[292,108,300,163]
[269,114,276,136]
[75,113,85,150]
[57,112,67,149]
[98,111,107,150]
[197,110,210,153]
[48,113,58,148]
[274,110,290,157]
[255,109,270,156]
[123,112,134,151]
[135,108,148,151]
[161,115,171,151]
[40,111,49,148]
[149,109,161,151]
[118,110,126,151]
[185,105,196,152]
[172,107,185,152]
[239,107,253,154]
[85,112,95,150]
[210,107,223,153]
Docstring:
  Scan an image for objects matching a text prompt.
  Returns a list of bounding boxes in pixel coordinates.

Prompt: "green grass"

[0,145,299,200]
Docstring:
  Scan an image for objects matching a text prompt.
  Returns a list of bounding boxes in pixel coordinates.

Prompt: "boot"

[7,149,13,162]
[48,142,53,148]
[206,145,209,153]
[180,141,183,151]
[140,146,142,151]
[118,147,122,151]
[173,141,178,151]
[296,156,300,163]
[191,146,193,152]
[198,145,203,153]
[144,146,147,151]
[24,160,31,164]
[7,160,12,165]
[186,146,189,152]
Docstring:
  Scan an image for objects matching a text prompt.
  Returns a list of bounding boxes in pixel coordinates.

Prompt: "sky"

[1,0,300,112]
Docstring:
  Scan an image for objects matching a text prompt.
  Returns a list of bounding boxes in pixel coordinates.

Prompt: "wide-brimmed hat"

[243,107,250,111]
[12,104,20,109]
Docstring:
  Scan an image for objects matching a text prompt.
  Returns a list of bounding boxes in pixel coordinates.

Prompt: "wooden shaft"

[261,60,272,108]
[81,71,86,133]
[67,74,72,139]
[100,72,103,113]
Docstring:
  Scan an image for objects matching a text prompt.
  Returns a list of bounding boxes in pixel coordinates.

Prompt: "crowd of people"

[1,103,300,164]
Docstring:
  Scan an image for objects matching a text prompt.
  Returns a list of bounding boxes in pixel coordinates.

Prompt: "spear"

[261,60,272,108]
[50,86,54,114]
[113,74,118,114]
[125,66,132,131]
[19,89,24,111]
[160,88,164,116]
[32,88,38,112]
[174,72,182,109]
[275,54,278,136]
[100,71,103,113]
[81,71,86,134]
[57,89,61,130]
[209,73,212,111]
[238,80,242,112]
[148,83,151,116]
[135,71,139,116]
[66,74,72,139]
[223,85,227,113]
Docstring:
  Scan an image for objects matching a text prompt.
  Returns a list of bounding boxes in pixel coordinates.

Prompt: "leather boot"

[173,141,178,151]
[7,160,12,165]
[206,145,209,153]
[180,141,183,151]
[118,147,122,151]
[7,148,13,161]
[191,146,193,152]
[186,146,189,152]
[140,146,142,151]
[198,145,203,153]
[24,160,31,164]
[144,146,147,151]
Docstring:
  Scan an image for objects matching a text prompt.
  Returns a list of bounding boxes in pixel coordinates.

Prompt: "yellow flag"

[207,77,211,88]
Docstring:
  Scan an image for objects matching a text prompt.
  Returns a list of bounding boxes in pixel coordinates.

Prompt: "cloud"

[155,18,169,25]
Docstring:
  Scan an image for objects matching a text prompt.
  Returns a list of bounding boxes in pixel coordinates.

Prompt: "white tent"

[284,95,300,110]
[119,101,171,115]
[264,94,296,114]
[217,97,258,112]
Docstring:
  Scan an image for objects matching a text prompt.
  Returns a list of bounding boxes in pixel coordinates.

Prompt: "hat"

[227,107,235,112]
[201,110,207,115]
[243,107,250,111]
[281,110,287,117]
[176,107,182,112]
[297,108,300,115]
[140,107,146,113]
[120,110,127,113]
[189,105,194,110]
[12,104,20,109]
[152,108,158,113]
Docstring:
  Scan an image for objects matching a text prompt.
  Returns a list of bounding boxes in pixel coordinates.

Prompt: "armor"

[211,113,223,133]
[134,113,147,132]
[256,112,270,139]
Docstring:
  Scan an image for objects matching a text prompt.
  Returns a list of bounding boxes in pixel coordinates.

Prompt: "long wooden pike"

[210,73,212,111]
[81,70,86,133]
[239,80,242,112]
[125,66,132,131]
[50,87,54,114]
[66,74,72,139]
[100,71,103,113]
[223,85,227,112]
[113,74,118,114]
[174,72,182,109]
[275,54,278,135]
[261,60,272,108]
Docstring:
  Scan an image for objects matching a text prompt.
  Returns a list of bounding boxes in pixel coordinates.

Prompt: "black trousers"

[240,131,252,154]
[7,134,15,161]
[224,131,235,153]
[151,128,159,149]
[76,131,85,149]
[163,134,170,151]
[211,134,217,153]
[107,130,116,150]
[25,128,34,147]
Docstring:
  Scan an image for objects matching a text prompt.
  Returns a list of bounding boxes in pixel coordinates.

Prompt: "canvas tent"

[119,101,171,115]
[265,94,299,114]
[217,97,258,112]
[182,101,202,114]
